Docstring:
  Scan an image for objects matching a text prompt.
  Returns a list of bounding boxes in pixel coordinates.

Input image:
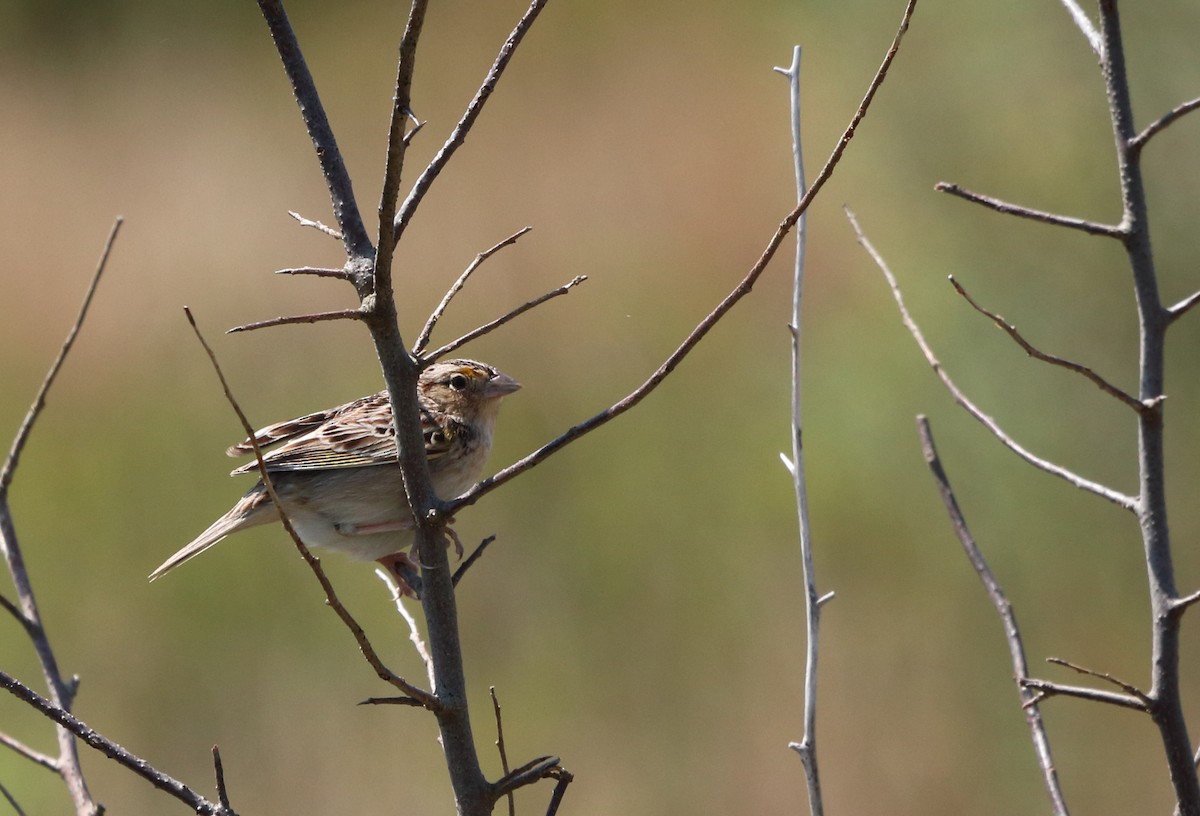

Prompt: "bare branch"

[0,781,27,816]
[257,3,371,258]
[1130,96,1200,155]
[1169,588,1200,618]
[275,266,351,280]
[917,416,1070,815]
[426,276,587,362]
[491,687,516,816]
[847,207,1138,512]
[359,696,427,707]
[774,42,828,816]
[0,730,59,772]
[1057,0,1103,55]
[1020,677,1148,712]
[935,183,1124,238]
[949,276,1145,412]
[1,218,121,816]
[286,211,343,240]
[226,308,365,334]
[1166,289,1200,325]
[544,767,574,816]
[1,217,121,496]
[376,569,435,687]
[446,0,919,516]
[452,535,497,588]
[211,746,235,814]
[394,0,551,243]
[184,309,439,711]
[1046,656,1151,703]
[491,756,561,799]
[1,669,231,814]
[415,226,534,355]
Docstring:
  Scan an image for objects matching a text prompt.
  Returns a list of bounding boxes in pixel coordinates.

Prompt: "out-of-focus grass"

[3,1,1200,814]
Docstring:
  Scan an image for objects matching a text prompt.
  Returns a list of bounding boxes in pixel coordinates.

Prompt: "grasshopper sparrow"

[150,359,520,585]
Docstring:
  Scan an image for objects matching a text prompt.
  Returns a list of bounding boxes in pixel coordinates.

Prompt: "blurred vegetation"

[3,1,1200,814]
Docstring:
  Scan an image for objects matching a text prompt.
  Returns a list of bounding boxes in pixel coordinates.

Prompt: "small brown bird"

[150,359,520,584]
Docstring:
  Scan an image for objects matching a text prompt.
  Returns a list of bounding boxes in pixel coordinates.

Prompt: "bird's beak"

[485,372,522,398]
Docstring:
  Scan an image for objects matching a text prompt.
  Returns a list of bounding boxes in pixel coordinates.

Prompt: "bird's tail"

[149,486,275,581]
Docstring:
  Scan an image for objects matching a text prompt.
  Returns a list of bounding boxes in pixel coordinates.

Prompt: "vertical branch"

[1098,2,1200,812]
[1,218,121,816]
[774,46,828,816]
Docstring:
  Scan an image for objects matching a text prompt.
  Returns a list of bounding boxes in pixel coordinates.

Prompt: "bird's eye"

[449,373,470,391]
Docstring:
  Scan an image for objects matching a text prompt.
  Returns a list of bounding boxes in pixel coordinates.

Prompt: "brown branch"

[949,276,1146,412]
[184,309,439,711]
[446,0,919,517]
[415,226,534,355]
[359,696,427,707]
[935,182,1125,238]
[847,207,1138,512]
[1129,96,1200,155]
[226,308,364,334]
[917,416,1071,815]
[426,276,587,362]
[393,0,551,243]
[0,781,26,816]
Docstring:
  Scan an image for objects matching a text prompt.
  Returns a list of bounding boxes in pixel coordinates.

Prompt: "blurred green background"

[3,0,1200,813]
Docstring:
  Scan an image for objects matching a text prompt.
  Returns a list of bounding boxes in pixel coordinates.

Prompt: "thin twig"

[1046,656,1150,703]
[0,669,229,815]
[446,0,919,517]
[211,746,234,813]
[1166,289,1200,324]
[359,696,427,707]
[256,0,371,259]
[935,183,1124,238]
[184,309,439,710]
[491,687,516,816]
[426,276,586,362]
[0,781,27,816]
[1129,96,1200,155]
[917,416,1070,815]
[0,218,120,816]
[394,0,551,243]
[949,276,1146,412]
[376,568,435,687]
[226,308,364,334]
[275,266,351,280]
[1019,677,1147,712]
[1057,0,1103,55]
[1169,588,1200,617]
[491,756,561,798]
[452,535,497,587]
[846,207,1138,512]
[1,217,121,495]
[415,227,534,355]
[544,767,573,816]
[774,43,827,816]
[0,731,59,772]
[0,592,31,631]
[286,211,343,240]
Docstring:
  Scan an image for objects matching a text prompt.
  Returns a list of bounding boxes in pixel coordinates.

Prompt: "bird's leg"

[377,551,422,598]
